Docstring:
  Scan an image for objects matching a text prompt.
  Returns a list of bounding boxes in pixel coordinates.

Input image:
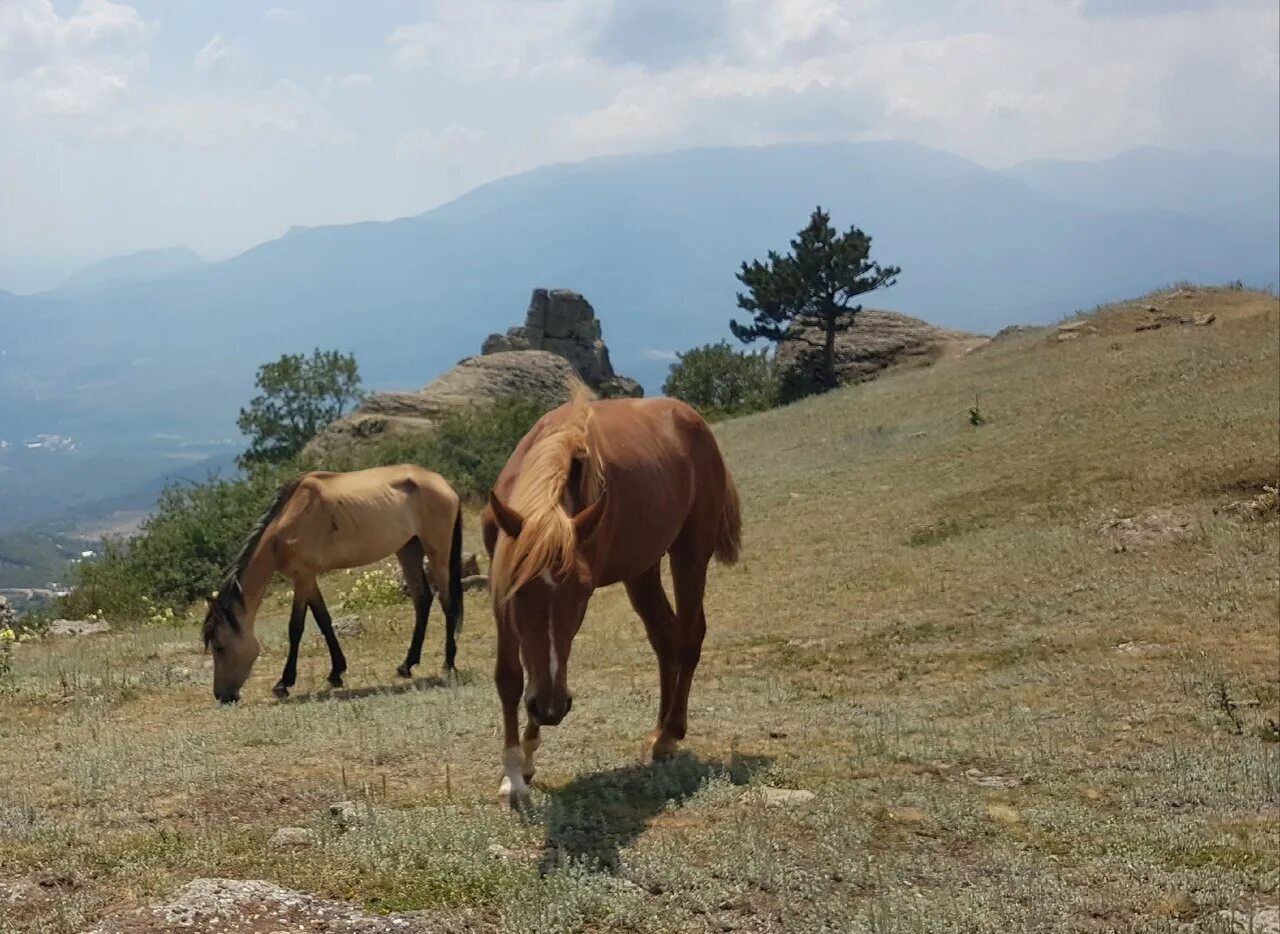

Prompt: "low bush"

[319,397,550,502]
[61,398,549,620]
[341,566,406,611]
[662,341,778,421]
[61,464,297,619]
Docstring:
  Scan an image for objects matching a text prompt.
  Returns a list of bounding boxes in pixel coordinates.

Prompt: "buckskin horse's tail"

[448,505,464,635]
[714,467,742,566]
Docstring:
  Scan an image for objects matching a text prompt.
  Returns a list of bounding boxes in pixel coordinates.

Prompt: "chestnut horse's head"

[488,487,607,726]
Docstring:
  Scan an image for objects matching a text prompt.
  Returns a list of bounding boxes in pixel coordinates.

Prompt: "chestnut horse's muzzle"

[526,693,572,726]
[215,690,241,705]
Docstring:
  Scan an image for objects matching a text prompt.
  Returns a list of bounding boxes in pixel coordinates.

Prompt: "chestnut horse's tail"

[714,467,742,566]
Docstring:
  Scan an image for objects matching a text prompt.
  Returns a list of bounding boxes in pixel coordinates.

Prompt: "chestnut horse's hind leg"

[624,564,681,760]
[273,586,310,698]
[395,539,435,678]
[309,586,348,688]
[661,538,712,760]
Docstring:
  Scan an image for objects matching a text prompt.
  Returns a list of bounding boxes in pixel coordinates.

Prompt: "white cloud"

[394,123,486,161]
[194,34,234,77]
[0,0,154,115]
[388,0,596,78]
[33,60,130,114]
[264,7,305,25]
[564,0,1279,163]
[98,80,354,149]
[640,348,679,362]
[2,0,1276,260]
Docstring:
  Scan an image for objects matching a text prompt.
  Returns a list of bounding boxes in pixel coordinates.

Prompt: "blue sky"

[1,0,1276,270]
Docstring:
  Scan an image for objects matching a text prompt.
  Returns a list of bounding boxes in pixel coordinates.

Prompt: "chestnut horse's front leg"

[521,721,541,783]
[495,623,531,807]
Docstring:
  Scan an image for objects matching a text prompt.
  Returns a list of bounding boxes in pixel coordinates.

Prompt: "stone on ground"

[83,877,494,933]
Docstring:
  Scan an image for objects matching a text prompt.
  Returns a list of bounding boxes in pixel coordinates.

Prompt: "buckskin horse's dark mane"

[201,476,302,645]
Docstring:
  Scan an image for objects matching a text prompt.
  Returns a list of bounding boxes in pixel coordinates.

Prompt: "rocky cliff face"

[482,289,642,399]
[776,310,988,398]
[305,288,640,459]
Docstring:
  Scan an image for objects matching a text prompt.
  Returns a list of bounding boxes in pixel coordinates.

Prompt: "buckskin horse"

[201,465,464,703]
[483,385,741,806]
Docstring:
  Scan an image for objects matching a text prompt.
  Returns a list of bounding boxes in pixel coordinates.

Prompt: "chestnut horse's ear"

[572,492,608,542]
[488,490,525,539]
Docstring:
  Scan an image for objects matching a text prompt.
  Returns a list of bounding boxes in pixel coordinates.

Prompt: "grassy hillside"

[0,287,1276,932]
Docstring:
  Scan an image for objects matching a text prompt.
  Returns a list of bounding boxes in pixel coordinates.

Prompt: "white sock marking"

[500,745,530,802]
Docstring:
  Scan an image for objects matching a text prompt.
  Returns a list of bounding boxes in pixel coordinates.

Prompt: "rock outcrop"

[482,289,642,398]
[305,288,640,459]
[776,310,987,399]
[305,352,580,459]
[84,877,487,933]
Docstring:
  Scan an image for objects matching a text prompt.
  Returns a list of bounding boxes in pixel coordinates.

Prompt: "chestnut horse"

[483,386,741,806]
[201,465,463,704]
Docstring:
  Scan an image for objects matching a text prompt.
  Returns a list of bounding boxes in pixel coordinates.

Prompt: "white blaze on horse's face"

[540,570,560,681]
[511,571,588,728]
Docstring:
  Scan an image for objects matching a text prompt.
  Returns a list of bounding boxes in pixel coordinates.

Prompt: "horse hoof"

[498,778,531,810]
[272,684,289,699]
[328,676,344,689]
[396,663,413,679]
[646,732,679,762]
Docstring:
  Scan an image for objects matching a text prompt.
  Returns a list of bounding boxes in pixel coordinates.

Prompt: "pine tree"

[731,207,900,394]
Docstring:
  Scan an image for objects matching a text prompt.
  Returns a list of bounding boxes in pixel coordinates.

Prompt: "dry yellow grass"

[0,285,1276,933]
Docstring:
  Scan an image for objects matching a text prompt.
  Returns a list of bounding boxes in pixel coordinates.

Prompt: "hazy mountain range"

[56,247,205,293]
[0,141,1276,531]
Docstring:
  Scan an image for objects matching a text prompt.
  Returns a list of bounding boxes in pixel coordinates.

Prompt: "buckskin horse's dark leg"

[309,587,347,688]
[273,588,309,698]
[395,539,434,678]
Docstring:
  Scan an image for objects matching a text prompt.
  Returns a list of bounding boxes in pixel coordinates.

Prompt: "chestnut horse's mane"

[490,382,604,605]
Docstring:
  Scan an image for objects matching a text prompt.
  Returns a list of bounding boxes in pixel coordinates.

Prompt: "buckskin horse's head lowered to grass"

[203,581,261,704]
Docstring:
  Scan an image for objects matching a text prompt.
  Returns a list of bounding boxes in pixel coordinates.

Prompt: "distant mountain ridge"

[0,140,1275,530]
[1004,147,1279,229]
[56,247,204,292]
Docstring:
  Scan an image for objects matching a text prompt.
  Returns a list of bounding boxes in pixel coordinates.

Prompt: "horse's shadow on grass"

[281,669,476,704]
[536,750,771,876]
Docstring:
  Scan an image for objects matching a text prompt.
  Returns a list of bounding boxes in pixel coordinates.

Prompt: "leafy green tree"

[731,206,900,395]
[236,349,363,468]
[663,341,777,420]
